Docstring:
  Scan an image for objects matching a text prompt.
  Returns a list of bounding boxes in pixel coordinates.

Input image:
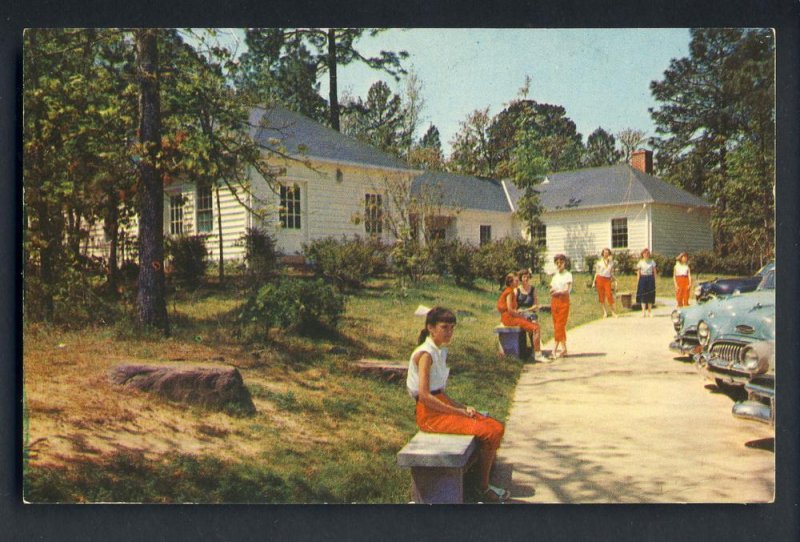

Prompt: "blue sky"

[216,28,692,155]
[324,29,691,154]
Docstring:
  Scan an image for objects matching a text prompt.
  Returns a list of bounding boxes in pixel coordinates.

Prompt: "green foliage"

[341,80,414,157]
[167,235,209,290]
[474,238,534,285]
[585,127,622,167]
[241,228,282,289]
[442,240,478,287]
[238,277,345,334]
[689,251,757,276]
[651,252,674,277]
[389,239,429,284]
[24,259,120,328]
[303,236,384,290]
[650,28,774,263]
[612,250,637,275]
[585,254,599,275]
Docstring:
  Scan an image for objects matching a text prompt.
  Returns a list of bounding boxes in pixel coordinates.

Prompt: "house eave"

[262,148,422,175]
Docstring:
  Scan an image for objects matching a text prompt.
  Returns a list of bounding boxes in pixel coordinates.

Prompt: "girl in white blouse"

[635,248,658,317]
[407,307,509,502]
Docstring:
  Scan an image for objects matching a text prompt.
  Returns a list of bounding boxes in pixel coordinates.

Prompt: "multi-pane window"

[532,223,547,249]
[365,194,383,235]
[169,194,184,235]
[196,186,213,233]
[611,218,628,248]
[279,184,301,229]
[429,228,446,241]
[479,225,491,245]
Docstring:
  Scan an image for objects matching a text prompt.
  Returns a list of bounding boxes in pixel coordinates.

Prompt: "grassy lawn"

[23,271,670,503]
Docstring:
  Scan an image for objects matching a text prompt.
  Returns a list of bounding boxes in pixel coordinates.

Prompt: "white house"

[503,150,714,271]
[84,108,712,272]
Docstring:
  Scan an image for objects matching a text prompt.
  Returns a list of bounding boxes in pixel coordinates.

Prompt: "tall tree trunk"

[327,29,339,131]
[135,29,169,334]
[104,193,120,293]
[216,183,224,283]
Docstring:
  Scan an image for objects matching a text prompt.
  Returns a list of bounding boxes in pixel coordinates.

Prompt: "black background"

[3,1,798,540]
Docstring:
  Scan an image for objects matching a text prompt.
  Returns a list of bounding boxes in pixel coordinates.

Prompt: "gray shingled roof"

[411,171,512,213]
[503,164,710,211]
[249,106,415,172]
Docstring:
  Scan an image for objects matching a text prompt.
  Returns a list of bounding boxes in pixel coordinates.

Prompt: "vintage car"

[694,268,775,388]
[732,351,775,426]
[694,261,774,303]
[670,265,774,357]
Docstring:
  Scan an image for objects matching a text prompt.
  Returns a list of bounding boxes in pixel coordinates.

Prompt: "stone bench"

[397,432,479,504]
[494,325,528,358]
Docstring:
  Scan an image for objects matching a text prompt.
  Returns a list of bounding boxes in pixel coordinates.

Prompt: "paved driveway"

[496,301,775,503]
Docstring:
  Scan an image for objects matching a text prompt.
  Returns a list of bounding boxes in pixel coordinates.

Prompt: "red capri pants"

[416,393,505,485]
[596,276,614,305]
[675,275,690,307]
[551,293,570,343]
[500,313,541,351]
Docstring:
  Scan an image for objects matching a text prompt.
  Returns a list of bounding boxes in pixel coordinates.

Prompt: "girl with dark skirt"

[636,248,658,317]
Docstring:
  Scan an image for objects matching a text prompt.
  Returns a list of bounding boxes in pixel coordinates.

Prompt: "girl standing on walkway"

[636,248,658,317]
[498,272,544,361]
[549,254,573,359]
[673,252,692,307]
[591,248,617,318]
[407,307,510,502]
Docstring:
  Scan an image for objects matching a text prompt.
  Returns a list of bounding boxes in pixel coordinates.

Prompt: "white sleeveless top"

[406,336,450,398]
[595,258,614,278]
[674,262,690,277]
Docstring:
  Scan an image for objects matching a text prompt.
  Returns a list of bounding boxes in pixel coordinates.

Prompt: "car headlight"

[740,346,760,371]
[697,321,710,346]
[671,309,681,330]
[694,285,702,296]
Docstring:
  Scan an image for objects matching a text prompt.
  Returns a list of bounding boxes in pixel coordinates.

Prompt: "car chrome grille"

[710,342,744,362]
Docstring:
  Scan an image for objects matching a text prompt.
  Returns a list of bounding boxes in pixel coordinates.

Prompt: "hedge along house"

[409,171,515,245]
[503,150,713,272]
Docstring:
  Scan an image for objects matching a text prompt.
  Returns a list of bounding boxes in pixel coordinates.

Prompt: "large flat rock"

[109,363,256,415]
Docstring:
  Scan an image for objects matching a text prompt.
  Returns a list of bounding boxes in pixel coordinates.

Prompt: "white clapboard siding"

[249,158,413,255]
[651,204,714,257]
[454,209,516,246]
[527,204,650,271]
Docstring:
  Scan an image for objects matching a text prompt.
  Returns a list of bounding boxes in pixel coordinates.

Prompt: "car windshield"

[757,269,775,290]
[755,262,775,277]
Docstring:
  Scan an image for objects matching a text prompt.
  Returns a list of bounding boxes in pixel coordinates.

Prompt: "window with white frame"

[479,225,491,245]
[364,193,383,235]
[196,185,213,233]
[279,184,301,229]
[611,218,628,248]
[169,193,184,235]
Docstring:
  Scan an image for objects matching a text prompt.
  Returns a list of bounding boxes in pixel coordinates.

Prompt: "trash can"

[618,292,632,309]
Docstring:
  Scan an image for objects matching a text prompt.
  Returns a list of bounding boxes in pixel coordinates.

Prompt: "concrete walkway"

[496,299,775,503]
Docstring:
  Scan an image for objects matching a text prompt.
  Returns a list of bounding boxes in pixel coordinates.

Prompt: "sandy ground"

[496,299,775,503]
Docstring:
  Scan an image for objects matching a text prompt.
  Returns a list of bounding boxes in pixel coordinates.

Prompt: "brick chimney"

[631,149,653,174]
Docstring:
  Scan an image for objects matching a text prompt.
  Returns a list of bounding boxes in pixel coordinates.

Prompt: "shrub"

[389,239,429,283]
[689,250,757,276]
[444,240,478,287]
[167,235,209,290]
[241,228,281,288]
[303,236,378,290]
[585,254,599,275]
[612,250,637,275]
[651,252,675,277]
[474,238,535,285]
[238,277,345,334]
